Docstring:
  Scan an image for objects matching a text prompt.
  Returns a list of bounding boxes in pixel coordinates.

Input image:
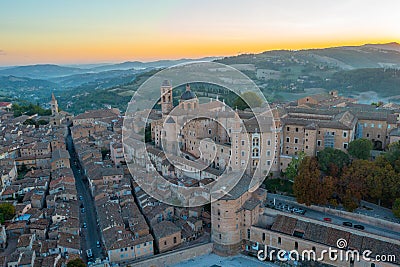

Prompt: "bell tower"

[161,80,173,116]
[50,93,59,116]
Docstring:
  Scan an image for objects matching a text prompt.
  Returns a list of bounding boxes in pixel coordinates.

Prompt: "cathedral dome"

[180,84,197,100]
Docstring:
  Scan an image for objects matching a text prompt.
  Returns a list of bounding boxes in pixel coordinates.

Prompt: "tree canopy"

[0,203,16,223]
[233,91,263,110]
[67,258,86,267]
[317,147,349,175]
[348,138,373,160]
[393,198,400,218]
[12,102,52,117]
[285,152,306,180]
[292,149,400,213]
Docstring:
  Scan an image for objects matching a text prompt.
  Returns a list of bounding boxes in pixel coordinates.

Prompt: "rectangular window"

[295,127,299,132]
[343,131,347,138]
[241,140,245,146]
[294,138,298,144]
[317,140,321,146]
[343,143,348,149]
[286,137,290,143]
[267,140,271,146]
[267,160,271,166]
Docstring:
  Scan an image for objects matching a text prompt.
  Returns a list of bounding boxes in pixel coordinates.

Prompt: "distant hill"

[0,57,218,80]
[324,68,400,97]
[89,57,218,72]
[217,42,400,70]
[310,43,400,69]
[0,64,85,79]
[0,75,59,90]
[363,42,400,52]
[49,68,145,88]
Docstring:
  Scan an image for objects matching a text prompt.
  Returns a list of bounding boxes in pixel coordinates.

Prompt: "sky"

[0,0,399,66]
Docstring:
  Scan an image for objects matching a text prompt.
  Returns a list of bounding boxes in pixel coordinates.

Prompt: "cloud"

[0,50,5,55]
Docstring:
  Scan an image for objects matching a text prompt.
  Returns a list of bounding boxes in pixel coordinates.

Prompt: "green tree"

[393,198,400,218]
[0,203,16,223]
[317,147,350,175]
[12,102,51,117]
[18,164,29,179]
[67,258,86,267]
[285,152,306,180]
[385,141,400,172]
[348,138,373,160]
[233,91,263,110]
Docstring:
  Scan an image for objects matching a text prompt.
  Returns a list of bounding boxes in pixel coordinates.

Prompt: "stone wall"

[128,242,213,267]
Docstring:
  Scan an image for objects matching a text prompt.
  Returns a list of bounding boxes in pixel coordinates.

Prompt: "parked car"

[323,217,332,222]
[82,223,87,228]
[86,249,93,259]
[96,241,101,248]
[81,208,85,213]
[342,222,353,227]
[354,224,365,230]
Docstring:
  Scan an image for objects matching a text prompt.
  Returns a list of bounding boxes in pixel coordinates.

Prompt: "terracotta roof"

[271,215,297,235]
[152,220,180,239]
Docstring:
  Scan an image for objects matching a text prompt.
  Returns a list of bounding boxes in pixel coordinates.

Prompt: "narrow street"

[66,128,105,261]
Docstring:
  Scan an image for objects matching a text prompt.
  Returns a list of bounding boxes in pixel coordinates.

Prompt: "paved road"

[268,193,400,223]
[267,194,400,240]
[66,128,105,261]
